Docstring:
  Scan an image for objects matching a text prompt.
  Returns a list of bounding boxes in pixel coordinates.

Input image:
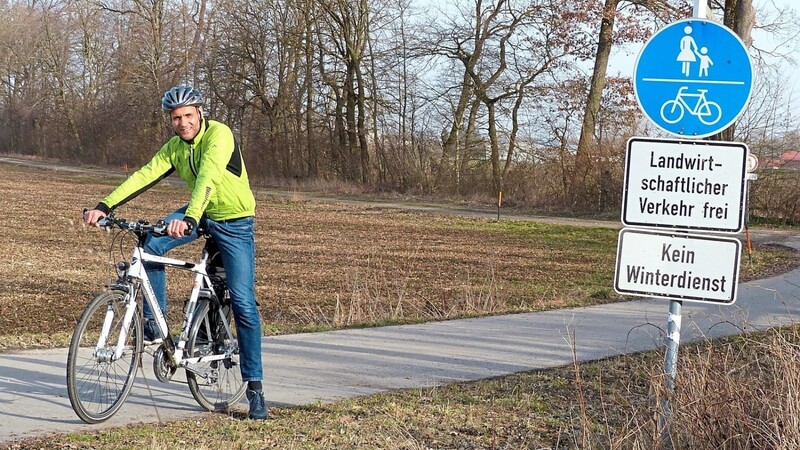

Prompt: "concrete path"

[1,231,798,443]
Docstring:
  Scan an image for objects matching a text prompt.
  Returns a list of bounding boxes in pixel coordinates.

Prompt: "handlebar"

[96,215,170,237]
[87,210,198,237]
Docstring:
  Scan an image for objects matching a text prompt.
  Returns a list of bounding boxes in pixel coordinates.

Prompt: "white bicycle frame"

[101,243,234,370]
[673,88,709,115]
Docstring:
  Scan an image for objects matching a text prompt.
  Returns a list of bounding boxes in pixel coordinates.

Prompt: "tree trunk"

[355,59,370,184]
[304,3,317,178]
[573,0,620,204]
[439,72,474,192]
[486,101,501,193]
[711,0,755,142]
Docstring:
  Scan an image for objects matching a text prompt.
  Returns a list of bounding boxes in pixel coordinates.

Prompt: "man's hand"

[166,219,190,238]
[84,209,106,226]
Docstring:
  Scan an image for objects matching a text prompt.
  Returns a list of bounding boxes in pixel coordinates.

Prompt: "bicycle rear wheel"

[186,299,246,412]
[66,289,142,423]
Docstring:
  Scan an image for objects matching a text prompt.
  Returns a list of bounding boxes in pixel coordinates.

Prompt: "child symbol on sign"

[697,47,713,77]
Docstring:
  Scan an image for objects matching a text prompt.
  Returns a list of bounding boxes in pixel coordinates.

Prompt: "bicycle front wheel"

[186,299,246,412]
[66,289,142,424]
[660,99,684,124]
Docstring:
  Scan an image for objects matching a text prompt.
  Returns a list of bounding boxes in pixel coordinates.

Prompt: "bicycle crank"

[152,344,177,382]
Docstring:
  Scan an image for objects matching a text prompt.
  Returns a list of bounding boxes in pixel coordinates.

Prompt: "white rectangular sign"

[622,137,748,233]
[614,228,741,304]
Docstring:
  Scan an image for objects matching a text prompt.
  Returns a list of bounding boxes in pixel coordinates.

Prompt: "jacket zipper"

[188,144,198,178]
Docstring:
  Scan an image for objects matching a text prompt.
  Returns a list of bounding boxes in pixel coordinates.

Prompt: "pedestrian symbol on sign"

[634,19,752,138]
[677,26,698,76]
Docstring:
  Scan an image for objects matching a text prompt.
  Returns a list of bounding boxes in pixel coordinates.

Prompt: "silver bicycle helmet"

[161,85,204,111]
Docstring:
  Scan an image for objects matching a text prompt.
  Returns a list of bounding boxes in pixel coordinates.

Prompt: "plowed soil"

[0,163,795,350]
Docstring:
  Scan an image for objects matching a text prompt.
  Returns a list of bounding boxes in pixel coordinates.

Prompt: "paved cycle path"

[1,231,799,443]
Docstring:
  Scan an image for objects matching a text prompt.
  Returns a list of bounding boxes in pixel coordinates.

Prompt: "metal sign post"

[625,6,753,444]
[622,0,755,442]
[660,299,681,446]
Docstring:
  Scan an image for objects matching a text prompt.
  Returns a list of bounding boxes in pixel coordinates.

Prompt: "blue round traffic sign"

[634,19,753,138]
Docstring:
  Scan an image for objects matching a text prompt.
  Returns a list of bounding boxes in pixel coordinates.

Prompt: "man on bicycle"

[83,85,268,421]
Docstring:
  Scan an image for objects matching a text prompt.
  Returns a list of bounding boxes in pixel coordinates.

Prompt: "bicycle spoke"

[67,290,142,424]
[186,301,245,412]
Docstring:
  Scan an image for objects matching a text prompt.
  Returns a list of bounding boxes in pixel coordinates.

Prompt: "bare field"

[0,163,795,350]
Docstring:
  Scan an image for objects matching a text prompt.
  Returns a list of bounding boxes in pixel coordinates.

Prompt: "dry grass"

[658,327,800,449]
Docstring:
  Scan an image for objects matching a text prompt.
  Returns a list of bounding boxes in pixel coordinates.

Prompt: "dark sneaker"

[143,319,163,345]
[246,389,268,420]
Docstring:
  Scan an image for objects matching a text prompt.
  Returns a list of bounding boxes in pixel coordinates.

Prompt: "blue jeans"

[143,206,263,382]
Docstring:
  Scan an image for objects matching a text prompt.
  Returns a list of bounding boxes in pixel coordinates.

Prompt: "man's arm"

[101,144,176,211]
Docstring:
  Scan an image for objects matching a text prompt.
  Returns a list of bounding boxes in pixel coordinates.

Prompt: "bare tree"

[425,2,480,193]
[98,0,169,89]
[429,0,595,195]
[40,0,86,158]
[316,0,374,183]
[205,0,307,178]
[573,0,685,207]
[302,0,319,178]
[365,0,435,191]
[0,1,48,155]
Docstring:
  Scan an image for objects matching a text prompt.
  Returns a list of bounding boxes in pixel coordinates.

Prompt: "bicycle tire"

[186,299,246,412]
[66,289,142,423]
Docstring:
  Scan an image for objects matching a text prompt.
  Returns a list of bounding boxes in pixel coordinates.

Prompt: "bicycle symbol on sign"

[660,86,722,126]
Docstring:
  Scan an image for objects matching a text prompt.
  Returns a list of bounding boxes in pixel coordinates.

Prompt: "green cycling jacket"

[99,118,255,228]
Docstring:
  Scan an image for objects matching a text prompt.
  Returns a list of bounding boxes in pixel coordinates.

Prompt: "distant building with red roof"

[765,151,800,170]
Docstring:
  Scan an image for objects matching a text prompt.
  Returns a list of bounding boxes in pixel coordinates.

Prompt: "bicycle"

[659,86,722,126]
[66,212,246,424]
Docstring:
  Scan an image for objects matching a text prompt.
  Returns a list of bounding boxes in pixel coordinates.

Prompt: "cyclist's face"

[170,105,202,141]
